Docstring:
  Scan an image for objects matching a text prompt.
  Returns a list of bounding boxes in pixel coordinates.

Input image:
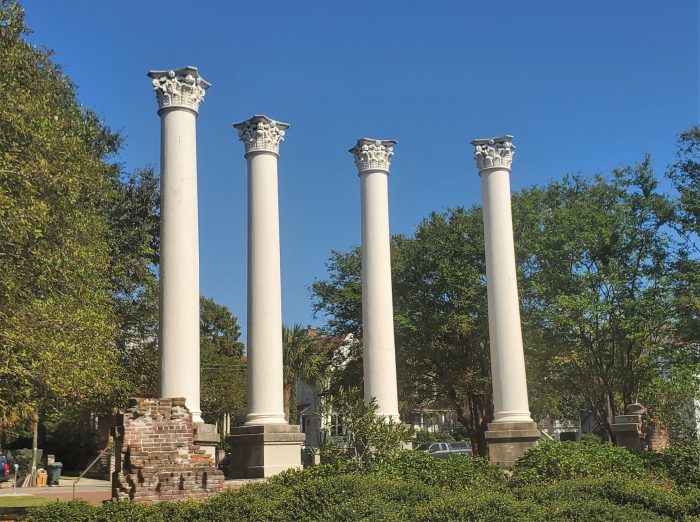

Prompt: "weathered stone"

[485,421,541,469]
[226,424,305,478]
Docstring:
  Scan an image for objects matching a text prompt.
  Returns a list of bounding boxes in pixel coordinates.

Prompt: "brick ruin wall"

[112,398,224,504]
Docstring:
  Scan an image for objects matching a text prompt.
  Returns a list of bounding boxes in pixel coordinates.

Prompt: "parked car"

[0,451,10,482]
[415,441,473,458]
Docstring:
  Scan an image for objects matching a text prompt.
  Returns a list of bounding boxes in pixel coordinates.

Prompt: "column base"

[611,414,643,451]
[485,420,540,469]
[194,422,219,461]
[225,424,305,479]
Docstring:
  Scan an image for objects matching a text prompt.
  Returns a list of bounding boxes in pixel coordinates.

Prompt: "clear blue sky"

[23,1,699,343]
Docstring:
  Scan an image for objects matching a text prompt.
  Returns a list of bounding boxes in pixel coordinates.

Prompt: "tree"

[199,297,246,428]
[319,387,413,469]
[312,213,495,455]
[108,168,160,399]
[515,160,690,440]
[393,209,493,456]
[282,324,327,423]
[0,1,125,431]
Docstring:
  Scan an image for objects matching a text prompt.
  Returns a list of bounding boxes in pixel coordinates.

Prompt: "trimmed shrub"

[512,440,649,485]
[26,500,97,521]
[285,474,438,520]
[270,459,361,487]
[547,500,673,521]
[514,476,686,518]
[371,450,504,490]
[659,440,700,489]
[414,490,548,521]
[197,483,293,521]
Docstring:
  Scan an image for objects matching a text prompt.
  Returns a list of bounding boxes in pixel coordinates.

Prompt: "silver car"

[417,441,473,458]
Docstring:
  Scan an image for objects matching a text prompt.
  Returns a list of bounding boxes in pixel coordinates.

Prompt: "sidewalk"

[0,477,111,505]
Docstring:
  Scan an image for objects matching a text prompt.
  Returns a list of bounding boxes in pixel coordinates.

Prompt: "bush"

[511,440,650,485]
[659,440,700,489]
[26,500,97,521]
[198,483,293,521]
[547,499,673,521]
[514,476,686,518]
[371,450,504,490]
[270,459,361,487]
[285,474,437,521]
[414,490,548,521]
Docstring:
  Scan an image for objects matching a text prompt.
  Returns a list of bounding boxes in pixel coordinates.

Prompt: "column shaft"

[246,152,285,425]
[159,108,201,422]
[481,168,532,423]
[360,171,400,418]
[149,66,210,425]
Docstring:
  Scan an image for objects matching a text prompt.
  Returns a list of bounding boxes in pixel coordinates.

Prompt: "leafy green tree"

[282,324,328,423]
[200,297,245,428]
[515,160,688,440]
[393,209,493,456]
[313,214,494,455]
[108,168,160,399]
[0,0,125,430]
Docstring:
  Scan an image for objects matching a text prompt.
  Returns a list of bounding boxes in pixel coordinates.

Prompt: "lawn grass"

[0,495,53,507]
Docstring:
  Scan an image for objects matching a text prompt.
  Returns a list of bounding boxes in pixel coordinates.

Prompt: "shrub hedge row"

[26,440,700,521]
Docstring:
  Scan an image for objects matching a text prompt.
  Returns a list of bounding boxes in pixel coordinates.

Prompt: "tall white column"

[349,139,400,419]
[471,136,533,424]
[148,66,210,424]
[234,115,289,426]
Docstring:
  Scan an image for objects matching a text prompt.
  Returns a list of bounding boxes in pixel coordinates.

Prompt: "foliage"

[371,450,504,489]
[282,324,327,423]
[29,466,700,520]
[413,429,454,442]
[511,440,650,485]
[312,211,495,455]
[0,0,129,429]
[318,388,413,469]
[659,440,700,489]
[515,476,689,519]
[515,162,691,439]
[199,297,245,427]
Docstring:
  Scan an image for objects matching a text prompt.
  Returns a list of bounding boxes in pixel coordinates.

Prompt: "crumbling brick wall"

[112,398,224,503]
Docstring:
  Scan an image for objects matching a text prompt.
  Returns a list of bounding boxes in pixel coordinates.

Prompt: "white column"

[472,136,533,424]
[148,66,210,424]
[349,139,400,419]
[234,115,289,426]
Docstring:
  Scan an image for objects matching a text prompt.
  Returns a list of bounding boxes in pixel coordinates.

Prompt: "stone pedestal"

[612,414,643,451]
[225,425,305,479]
[485,421,541,469]
[194,423,219,460]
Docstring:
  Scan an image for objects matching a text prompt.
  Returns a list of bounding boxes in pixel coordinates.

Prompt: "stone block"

[226,424,305,479]
[485,420,541,469]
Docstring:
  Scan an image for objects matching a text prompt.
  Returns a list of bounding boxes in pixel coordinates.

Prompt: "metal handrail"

[72,446,111,500]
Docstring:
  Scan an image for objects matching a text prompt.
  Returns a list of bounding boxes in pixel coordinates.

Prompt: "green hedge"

[511,440,650,485]
[26,445,700,521]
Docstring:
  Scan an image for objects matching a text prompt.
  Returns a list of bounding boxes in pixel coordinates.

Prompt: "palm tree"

[282,324,327,423]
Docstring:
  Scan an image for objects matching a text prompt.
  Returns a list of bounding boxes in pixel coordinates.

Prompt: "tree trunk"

[30,414,38,485]
[283,384,292,423]
[449,387,492,457]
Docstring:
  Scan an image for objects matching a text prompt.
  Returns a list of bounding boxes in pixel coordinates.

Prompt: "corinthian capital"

[148,66,211,114]
[233,115,289,157]
[349,138,397,174]
[471,135,515,173]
